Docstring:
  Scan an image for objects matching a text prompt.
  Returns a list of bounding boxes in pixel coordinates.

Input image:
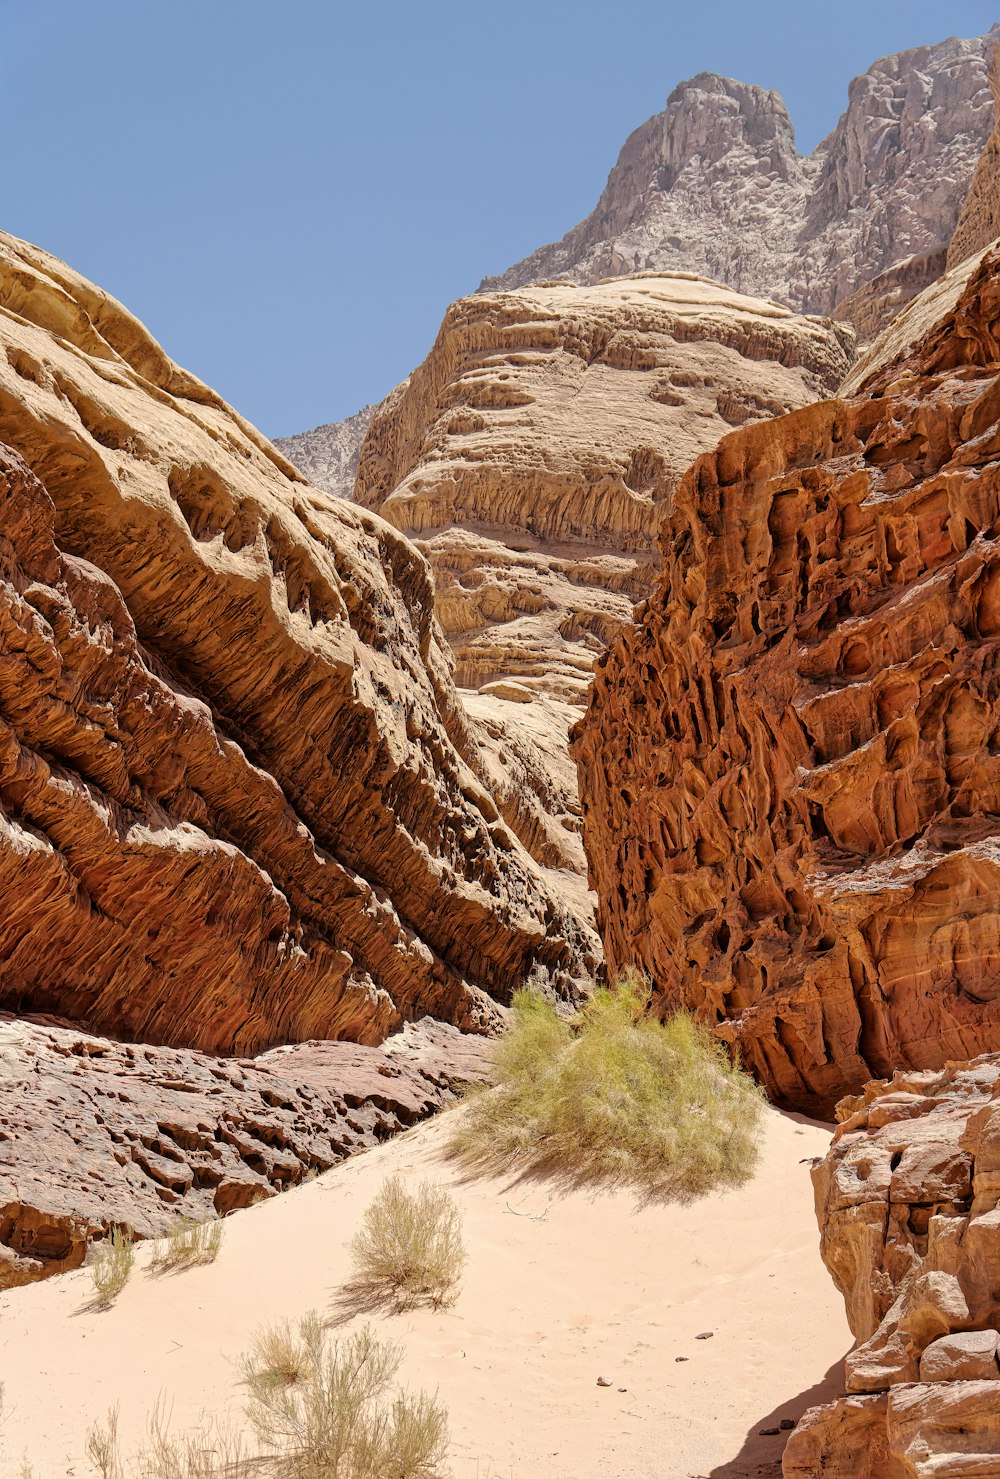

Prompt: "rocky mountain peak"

[481,28,999,322]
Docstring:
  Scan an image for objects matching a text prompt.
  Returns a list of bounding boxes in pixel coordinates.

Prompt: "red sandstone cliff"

[574,244,1000,1116]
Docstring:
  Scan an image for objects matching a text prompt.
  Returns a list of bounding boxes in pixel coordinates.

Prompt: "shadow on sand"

[706,1355,847,1479]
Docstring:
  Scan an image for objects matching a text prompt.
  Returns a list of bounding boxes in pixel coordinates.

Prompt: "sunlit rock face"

[575,246,1000,1117]
[482,31,999,332]
[784,1053,1000,1478]
[0,232,598,1056]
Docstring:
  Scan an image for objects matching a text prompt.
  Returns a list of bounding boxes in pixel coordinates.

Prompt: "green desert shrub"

[347,1177,465,1311]
[150,1215,224,1274]
[448,973,765,1199]
[90,1226,135,1310]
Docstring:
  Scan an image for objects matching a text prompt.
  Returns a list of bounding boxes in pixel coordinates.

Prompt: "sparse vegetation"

[90,1226,136,1309]
[241,1315,450,1478]
[448,973,765,1199]
[347,1176,465,1311]
[150,1215,224,1274]
[86,1399,246,1478]
[79,1319,448,1478]
[243,1311,324,1394]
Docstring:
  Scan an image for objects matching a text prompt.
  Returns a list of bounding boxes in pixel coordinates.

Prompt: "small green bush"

[448,973,765,1199]
[347,1177,465,1311]
[90,1226,135,1310]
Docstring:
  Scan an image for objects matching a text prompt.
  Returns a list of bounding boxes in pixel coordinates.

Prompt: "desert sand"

[0,1104,848,1479]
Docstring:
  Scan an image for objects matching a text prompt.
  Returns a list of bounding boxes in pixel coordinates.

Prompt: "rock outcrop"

[355,273,851,702]
[783,1054,1000,1476]
[948,41,1000,272]
[0,1011,490,1288]
[274,403,376,499]
[575,245,1000,1116]
[0,232,597,1057]
[354,274,850,879]
[482,31,998,333]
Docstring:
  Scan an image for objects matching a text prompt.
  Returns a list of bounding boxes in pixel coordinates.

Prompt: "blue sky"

[2,0,995,436]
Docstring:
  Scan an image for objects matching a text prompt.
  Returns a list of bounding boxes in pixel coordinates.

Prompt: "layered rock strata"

[0,1012,490,1288]
[483,31,998,330]
[575,246,1000,1115]
[355,273,851,704]
[0,232,596,1056]
[355,274,850,885]
[783,1055,1000,1477]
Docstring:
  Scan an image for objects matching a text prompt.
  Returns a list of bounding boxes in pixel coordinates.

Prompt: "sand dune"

[0,1106,848,1479]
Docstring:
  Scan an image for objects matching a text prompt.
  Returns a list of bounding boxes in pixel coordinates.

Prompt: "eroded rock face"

[355,273,851,706]
[575,247,1000,1116]
[948,41,1000,271]
[354,274,849,885]
[0,232,596,1055]
[783,1056,1000,1477]
[274,403,376,499]
[0,1012,490,1287]
[482,32,998,331]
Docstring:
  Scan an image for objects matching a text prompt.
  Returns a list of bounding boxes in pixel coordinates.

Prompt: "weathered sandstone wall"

[0,233,597,1055]
[355,273,851,705]
[784,1055,1000,1476]
[575,246,1000,1116]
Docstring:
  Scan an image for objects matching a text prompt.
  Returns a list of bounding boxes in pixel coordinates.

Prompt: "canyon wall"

[483,31,998,330]
[784,1054,1000,1477]
[356,273,851,702]
[575,245,1000,1116]
[947,39,1000,272]
[0,232,597,1057]
[354,274,850,882]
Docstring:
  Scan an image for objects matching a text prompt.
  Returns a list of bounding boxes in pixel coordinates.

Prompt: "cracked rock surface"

[0,1012,490,1286]
[784,1054,1000,1476]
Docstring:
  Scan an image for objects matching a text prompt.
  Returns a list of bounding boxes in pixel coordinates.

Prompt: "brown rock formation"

[831,249,948,346]
[482,31,998,328]
[783,1055,1000,1476]
[948,41,1000,270]
[0,1011,490,1288]
[355,274,850,881]
[355,273,850,704]
[575,245,1000,1116]
[0,231,596,1056]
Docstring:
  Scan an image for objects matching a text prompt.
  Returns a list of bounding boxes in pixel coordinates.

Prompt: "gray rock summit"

[480,29,999,317]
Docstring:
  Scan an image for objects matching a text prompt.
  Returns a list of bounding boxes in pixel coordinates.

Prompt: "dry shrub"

[244,1311,324,1394]
[90,1226,135,1309]
[448,973,765,1199]
[347,1177,465,1311]
[86,1399,247,1478]
[151,1216,224,1274]
[81,1318,449,1479]
[241,1315,449,1478]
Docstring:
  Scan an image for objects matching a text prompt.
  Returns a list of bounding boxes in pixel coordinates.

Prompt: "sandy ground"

[0,1104,849,1479]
